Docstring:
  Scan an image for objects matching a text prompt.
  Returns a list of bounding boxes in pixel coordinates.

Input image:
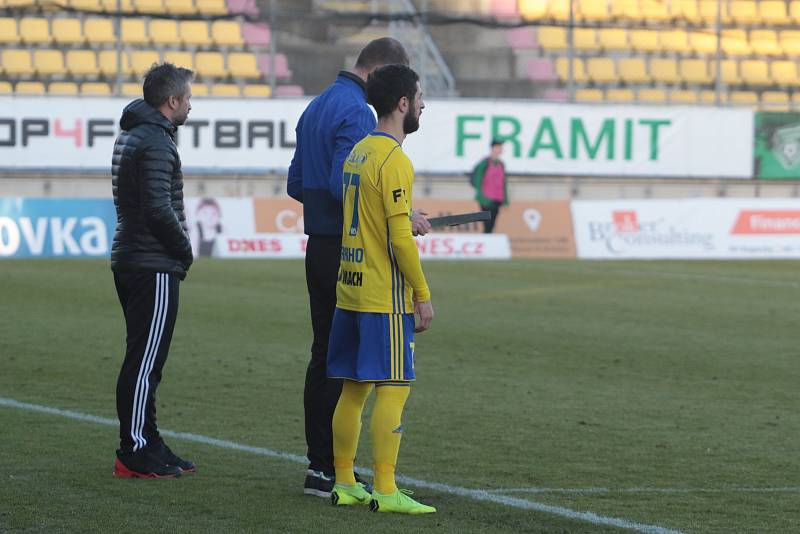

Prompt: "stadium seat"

[537,26,567,50]
[573,28,596,51]
[650,58,679,84]
[2,49,33,76]
[19,17,51,44]
[16,81,46,94]
[586,57,615,83]
[212,20,245,47]
[730,1,759,24]
[689,31,718,55]
[66,49,99,76]
[122,82,141,96]
[0,18,18,44]
[699,90,722,104]
[34,49,66,76]
[670,90,699,104]
[729,90,758,105]
[680,58,712,84]
[84,18,116,45]
[554,57,587,82]
[196,0,228,15]
[638,88,667,103]
[760,0,787,24]
[179,20,211,46]
[618,57,649,83]
[243,84,271,97]
[228,52,261,79]
[135,0,164,13]
[52,18,84,45]
[771,60,799,86]
[761,91,790,108]
[0,81,12,94]
[605,88,634,103]
[630,29,660,53]
[163,51,193,69]
[740,60,770,86]
[750,30,782,56]
[640,0,670,21]
[669,0,700,22]
[579,0,608,22]
[711,59,741,84]
[69,0,102,10]
[610,0,640,20]
[597,28,627,50]
[790,0,800,24]
[132,50,160,75]
[81,82,111,95]
[660,29,691,54]
[99,50,132,75]
[103,0,136,12]
[150,19,180,45]
[722,30,751,56]
[121,18,149,45]
[699,0,730,23]
[211,83,240,97]
[575,88,603,102]
[166,0,197,14]
[518,0,546,20]
[194,51,227,78]
[780,30,800,56]
[49,82,79,95]
[192,83,209,96]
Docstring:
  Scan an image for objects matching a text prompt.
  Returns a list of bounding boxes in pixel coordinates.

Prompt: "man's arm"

[388,213,433,332]
[328,110,374,202]
[287,115,304,202]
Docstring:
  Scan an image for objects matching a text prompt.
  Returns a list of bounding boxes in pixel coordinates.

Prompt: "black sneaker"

[157,443,196,474]
[303,469,334,498]
[354,471,373,494]
[113,449,181,478]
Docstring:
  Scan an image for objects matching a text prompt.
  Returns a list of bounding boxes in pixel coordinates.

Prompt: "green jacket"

[471,157,509,206]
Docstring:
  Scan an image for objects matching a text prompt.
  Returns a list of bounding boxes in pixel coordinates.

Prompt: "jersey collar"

[369,131,400,144]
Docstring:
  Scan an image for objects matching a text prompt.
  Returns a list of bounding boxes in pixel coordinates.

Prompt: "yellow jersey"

[336,132,427,314]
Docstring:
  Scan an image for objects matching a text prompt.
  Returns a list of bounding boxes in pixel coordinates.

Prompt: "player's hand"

[411,209,431,236]
[414,300,434,333]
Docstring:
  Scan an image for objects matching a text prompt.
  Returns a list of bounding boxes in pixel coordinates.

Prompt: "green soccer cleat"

[369,489,436,514]
[331,483,372,506]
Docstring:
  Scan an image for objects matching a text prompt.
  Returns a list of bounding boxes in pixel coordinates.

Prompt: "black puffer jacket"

[111,99,193,279]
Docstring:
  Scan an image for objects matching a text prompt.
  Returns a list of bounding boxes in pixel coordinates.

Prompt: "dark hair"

[366,64,419,118]
[491,139,504,146]
[355,37,409,71]
[143,62,194,107]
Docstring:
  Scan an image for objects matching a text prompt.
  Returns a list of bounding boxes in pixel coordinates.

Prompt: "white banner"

[572,198,800,259]
[214,233,307,258]
[0,97,753,177]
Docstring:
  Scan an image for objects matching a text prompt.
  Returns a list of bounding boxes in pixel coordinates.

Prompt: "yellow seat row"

[0,80,272,97]
[0,48,262,79]
[0,17,245,47]
[538,26,800,57]
[575,86,795,107]
[0,0,228,15]
[554,56,800,86]
[521,0,796,25]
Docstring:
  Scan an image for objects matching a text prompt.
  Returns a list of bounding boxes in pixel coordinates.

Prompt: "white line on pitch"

[489,486,800,495]
[0,396,684,534]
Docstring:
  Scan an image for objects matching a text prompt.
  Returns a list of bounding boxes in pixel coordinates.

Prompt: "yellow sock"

[332,380,373,486]
[371,383,411,495]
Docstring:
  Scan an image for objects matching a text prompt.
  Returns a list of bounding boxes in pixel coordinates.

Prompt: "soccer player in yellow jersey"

[327,64,436,514]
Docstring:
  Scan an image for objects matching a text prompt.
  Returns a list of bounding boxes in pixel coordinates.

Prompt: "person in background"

[471,139,509,233]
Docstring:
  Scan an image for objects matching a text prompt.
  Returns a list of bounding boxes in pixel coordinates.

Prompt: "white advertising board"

[572,198,800,259]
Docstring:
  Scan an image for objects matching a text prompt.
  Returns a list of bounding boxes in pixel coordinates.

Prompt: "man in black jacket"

[111,63,195,478]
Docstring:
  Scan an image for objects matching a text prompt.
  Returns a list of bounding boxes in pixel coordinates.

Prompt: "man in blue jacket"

[288,37,431,498]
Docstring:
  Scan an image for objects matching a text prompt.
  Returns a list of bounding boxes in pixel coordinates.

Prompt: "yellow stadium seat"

[722,29,750,56]
[790,1,800,23]
[194,51,227,78]
[195,0,227,14]
[243,84,271,97]
[99,49,131,75]
[610,0,641,21]
[19,17,51,44]
[547,0,570,20]
[49,82,79,95]
[680,58,711,84]
[135,0,164,13]
[163,50,193,69]
[640,0,670,21]
[660,29,691,54]
[650,58,679,84]
[618,57,649,83]
[103,0,136,12]
[228,52,261,79]
[771,60,799,86]
[780,30,800,55]
[52,18,84,45]
[0,81,12,94]
[670,90,699,104]
[211,83,240,97]
[165,0,197,14]
[81,82,111,95]
[638,88,667,103]
[597,28,627,50]
[575,88,604,102]
[729,90,758,105]
[605,88,634,102]
[711,59,741,84]
[34,49,66,76]
[730,1,759,24]
[84,18,116,45]
[537,27,567,50]
[578,0,608,22]
[760,1,787,24]
[700,90,725,104]
[554,57,587,82]
[0,17,19,44]
[2,49,33,76]
[150,19,180,45]
[69,0,102,9]
[132,50,160,75]
[586,57,615,83]
[573,28,596,51]
[630,29,660,52]
[762,91,790,107]
[122,82,141,96]
[179,20,211,46]
[211,20,244,47]
[669,0,700,22]
[16,81,46,94]
[121,18,149,44]
[751,30,782,56]
[740,60,770,86]
[689,31,718,55]
[66,49,99,76]
[699,0,730,23]
[518,0,547,20]
[191,82,208,96]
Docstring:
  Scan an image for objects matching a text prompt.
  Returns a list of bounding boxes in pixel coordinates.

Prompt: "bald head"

[354,37,409,72]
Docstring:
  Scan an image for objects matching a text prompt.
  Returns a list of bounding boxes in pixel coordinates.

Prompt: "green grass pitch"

[1,258,798,533]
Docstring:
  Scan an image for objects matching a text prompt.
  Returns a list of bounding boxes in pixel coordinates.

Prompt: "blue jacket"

[287,71,376,236]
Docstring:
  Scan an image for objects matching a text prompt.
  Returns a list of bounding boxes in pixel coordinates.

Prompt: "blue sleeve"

[328,107,375,202]
[287,113,304,202]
